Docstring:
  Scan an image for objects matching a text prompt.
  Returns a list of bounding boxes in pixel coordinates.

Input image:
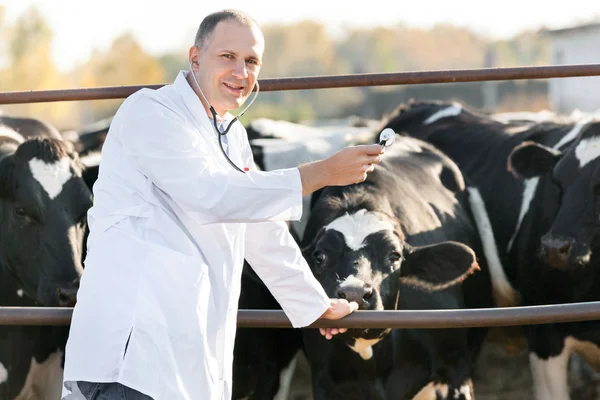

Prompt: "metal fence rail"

[3,63,600,328]
[2,63,600,105]
[4,302,600,328]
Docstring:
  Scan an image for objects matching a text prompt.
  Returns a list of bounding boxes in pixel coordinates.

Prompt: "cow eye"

[313,250,327,265]
[15,207,28,218]
[389,252,402,263]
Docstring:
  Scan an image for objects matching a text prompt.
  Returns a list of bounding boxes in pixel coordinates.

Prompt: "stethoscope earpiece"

[378,128,396,147]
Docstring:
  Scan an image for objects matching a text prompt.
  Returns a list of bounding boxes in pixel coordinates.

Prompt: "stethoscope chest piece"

[378,128,396,147]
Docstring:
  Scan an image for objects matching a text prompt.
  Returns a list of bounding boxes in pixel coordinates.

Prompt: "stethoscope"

[189,62,260,173]
[189,63,396,173]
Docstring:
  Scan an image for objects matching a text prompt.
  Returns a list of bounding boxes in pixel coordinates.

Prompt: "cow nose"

[56,279,79,307]
[337,284,374,309]
[541,235,574,269]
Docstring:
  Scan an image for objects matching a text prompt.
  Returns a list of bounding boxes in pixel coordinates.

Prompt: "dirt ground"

[283,327,600,400]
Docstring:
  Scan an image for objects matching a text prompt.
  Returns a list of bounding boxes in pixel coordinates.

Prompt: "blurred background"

[1,0,600,130]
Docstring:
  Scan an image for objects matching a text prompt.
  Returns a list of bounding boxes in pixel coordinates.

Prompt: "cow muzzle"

[336,281,376,310]
[540,234,574,270]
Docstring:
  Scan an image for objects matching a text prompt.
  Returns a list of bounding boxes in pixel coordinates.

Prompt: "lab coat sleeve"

[240,131,330,328]
[116,91,303,225]
[243,221,330,328]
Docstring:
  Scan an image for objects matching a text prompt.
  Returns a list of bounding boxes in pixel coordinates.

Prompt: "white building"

[546,23,600,113]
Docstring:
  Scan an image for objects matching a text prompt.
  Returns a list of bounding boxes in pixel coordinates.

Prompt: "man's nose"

[232,61,248,78]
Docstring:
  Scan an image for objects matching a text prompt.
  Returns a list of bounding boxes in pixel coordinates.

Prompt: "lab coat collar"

[174,70,235,132]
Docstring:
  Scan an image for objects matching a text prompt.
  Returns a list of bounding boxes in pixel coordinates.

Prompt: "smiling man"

[61,9,386,400]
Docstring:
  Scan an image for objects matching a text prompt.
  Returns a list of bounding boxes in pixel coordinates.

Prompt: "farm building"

[546,22,600,113]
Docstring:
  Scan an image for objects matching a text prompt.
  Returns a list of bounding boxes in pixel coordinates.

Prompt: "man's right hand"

[299,144,385,197]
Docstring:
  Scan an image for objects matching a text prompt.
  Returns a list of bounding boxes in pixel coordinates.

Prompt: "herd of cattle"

[1,99,600,399]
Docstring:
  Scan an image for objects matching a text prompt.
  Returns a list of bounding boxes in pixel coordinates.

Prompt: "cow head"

[0,138,92,306]
[507,122,600,271]
[302,192,479,349]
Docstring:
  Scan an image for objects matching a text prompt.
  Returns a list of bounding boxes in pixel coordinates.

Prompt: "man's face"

[191,19,264,117]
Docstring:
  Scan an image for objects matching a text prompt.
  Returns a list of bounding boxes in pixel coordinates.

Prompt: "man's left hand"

[318,298,358,340]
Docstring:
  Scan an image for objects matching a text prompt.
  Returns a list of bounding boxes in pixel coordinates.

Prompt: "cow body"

[0,120,92,399]
[300,135,494,399]
[382,99,600,399]
[230,117,377,399]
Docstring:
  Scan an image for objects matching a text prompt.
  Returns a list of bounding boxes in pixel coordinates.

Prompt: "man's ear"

[507,141,561,179]
[188,45,200,69]
[399,241,479,291]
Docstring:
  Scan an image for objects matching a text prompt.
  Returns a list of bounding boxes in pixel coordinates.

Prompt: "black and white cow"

[300,135,495,399]
[229,117,378,399]
[380,99,600,399]
[0,117,93,399]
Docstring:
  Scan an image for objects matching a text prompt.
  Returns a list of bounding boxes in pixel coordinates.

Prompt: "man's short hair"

[194,9,260,49]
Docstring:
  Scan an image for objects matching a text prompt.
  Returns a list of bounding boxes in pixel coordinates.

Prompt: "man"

[62,9,385,400]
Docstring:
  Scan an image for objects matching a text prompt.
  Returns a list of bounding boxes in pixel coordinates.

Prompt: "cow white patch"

[79,151,102,168]
[554,115,596,150]
[504,124,534,135]
[530,336,600,400]
[325,210,394,251]
[28,157,72,200]
[16,350,63,399]
[413,382,449,400]
[339,275,366,290]
[575,136,600,168]
[507,177,540,252]
[455,384,472,399]
[0,361,8,384]
[17,289,23,298]
[0,125,24,144]
[529,348,570,400]
[348,337,381,360]
[467,187,519,307]
[492,110,557,124]
[423,103,463,125]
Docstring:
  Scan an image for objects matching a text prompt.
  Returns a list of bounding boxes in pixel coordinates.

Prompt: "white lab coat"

[61,70,330,400]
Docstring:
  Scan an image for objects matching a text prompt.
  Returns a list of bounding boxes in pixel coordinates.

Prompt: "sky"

[2,0,600,73]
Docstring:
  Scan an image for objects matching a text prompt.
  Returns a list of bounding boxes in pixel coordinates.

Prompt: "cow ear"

[301,227,324,261]
[507,141,561,179]
[399,241,479,291]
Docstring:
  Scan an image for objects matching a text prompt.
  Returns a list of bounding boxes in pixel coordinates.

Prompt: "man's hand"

[318,298,359,340]
[323,144,385,186]
[299,144,385,197]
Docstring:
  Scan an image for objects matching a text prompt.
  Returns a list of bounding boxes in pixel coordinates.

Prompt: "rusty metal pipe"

[2,64,600,105]
[2,302,600,327]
